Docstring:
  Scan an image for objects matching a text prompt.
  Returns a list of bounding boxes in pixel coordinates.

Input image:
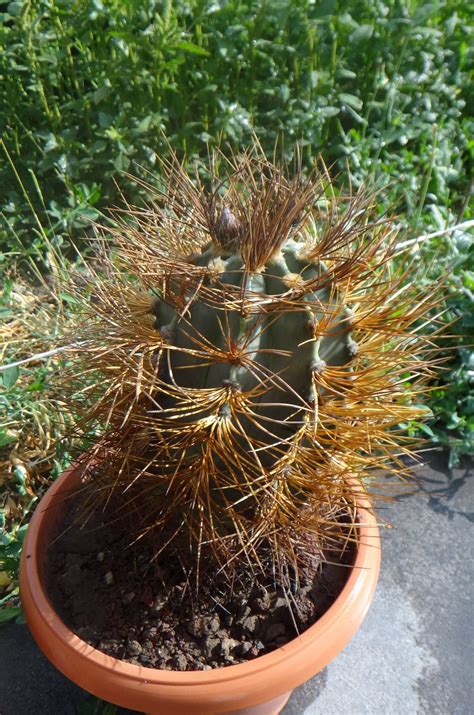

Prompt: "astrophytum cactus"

[60,146,442,580]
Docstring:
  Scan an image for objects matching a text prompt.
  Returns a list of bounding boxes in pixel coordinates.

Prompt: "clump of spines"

[57,143,444,583]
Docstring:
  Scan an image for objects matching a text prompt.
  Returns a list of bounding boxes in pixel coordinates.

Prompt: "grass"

[1,1,471,251]
[0,273,76,621]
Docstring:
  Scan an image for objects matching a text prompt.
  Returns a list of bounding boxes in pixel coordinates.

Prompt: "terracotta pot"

[20,463,381,715]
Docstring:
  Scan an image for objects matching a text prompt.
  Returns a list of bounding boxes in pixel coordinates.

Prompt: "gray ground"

[1,450,472,715]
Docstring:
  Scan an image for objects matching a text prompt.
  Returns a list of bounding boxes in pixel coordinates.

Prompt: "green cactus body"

[152,231,352,442]
[62,148,439,578]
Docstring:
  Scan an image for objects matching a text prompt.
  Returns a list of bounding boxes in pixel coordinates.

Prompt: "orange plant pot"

[20,463,381,715]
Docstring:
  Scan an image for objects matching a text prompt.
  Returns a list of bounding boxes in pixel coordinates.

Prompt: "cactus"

[60,145,441,581]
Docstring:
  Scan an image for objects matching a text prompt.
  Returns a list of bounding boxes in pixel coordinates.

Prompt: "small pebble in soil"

[157,646,170,660]
[220,638,238,657]
[204,637,220,659]
[127,639,142,656]
[235,641,253,657]
[173,654,187,671]
[242,615,259,633]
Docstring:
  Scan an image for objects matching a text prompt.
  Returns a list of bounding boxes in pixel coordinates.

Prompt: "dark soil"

[45,499,354,671]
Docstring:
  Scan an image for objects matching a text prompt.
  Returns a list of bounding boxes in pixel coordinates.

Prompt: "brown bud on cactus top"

[214,206,243,251]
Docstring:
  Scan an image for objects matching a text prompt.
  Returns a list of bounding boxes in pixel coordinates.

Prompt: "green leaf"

[338,93,363,111]
[60,292,81,305]
[321,106,340,117]
[6,2,23,17]
[417,423,436,439]
[0,429,17,448]
[1,365,19,389]
[0,587,18,605]
[349,24,374,43]
[14,463,28,493]
[0,607,22,624]
[136,115,153,134]
[175,41,210,57]
[336,69,357,79]
[16,525,29,543]
[448,448,460,469]
[93,86,111,105]
[77,697,118,714]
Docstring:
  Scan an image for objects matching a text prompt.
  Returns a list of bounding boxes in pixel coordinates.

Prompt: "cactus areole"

[60,146,439,582]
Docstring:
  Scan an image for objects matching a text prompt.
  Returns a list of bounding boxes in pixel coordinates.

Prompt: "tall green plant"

[1,1,470,248]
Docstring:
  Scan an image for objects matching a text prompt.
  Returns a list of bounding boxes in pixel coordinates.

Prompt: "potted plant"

[20,145,439,714]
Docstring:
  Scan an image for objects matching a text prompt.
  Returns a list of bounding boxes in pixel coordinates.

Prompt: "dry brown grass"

[0,277,75,535]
